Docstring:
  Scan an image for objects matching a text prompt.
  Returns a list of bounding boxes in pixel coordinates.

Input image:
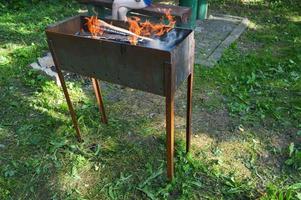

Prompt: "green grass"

[0,0,301,199]
[205,0,301,130]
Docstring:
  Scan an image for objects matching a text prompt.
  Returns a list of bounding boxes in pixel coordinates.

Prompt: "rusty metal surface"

[46,15,194,96]
[171,30,195,91]
[164,61,175,180]
[186,72,193,153]
[47,15,82,34]
[91,78,108,124]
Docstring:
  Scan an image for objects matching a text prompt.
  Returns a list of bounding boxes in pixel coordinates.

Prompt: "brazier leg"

[165,62,175,181]
[186,72,193,153]
[48,40,82,142]
[55,66,82,142]
[91,78,108,124]
[166,91,175,181]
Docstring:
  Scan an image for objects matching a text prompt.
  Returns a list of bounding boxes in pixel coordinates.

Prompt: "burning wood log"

[75,30,144,43]
[103,27,128,36]
[85,16,154,42]
[98,19,154,42]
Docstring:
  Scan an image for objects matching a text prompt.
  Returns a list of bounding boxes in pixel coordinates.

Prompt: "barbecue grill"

[46,15,194,180]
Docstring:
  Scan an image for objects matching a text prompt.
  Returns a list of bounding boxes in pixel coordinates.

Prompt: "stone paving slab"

[195,14,249,67]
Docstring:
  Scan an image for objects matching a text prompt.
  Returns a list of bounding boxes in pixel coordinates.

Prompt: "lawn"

[0,0,300,199]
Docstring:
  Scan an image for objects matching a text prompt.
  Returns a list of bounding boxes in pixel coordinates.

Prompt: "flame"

[127,9,176,45]
[127,17,142,45]
[85,16,103,37]
[85,9,175,45]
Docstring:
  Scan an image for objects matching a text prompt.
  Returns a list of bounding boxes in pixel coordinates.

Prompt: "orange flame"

[127,9,176,45]
[85,16,103,37]
[127,17,142,45]
[85,9,175,45]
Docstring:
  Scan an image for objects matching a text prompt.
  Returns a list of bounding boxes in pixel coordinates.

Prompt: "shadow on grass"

[0,68,163,199]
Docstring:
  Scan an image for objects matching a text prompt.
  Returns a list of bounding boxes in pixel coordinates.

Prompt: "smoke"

[146,29,184,50]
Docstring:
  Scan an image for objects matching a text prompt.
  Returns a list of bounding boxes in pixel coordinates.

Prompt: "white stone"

[30,62,41,70]
[37,54,54,69]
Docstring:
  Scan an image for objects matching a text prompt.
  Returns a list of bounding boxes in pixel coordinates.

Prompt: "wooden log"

[98,19,154,42]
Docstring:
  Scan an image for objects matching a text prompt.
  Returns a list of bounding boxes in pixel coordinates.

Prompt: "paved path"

[194,14,249,67]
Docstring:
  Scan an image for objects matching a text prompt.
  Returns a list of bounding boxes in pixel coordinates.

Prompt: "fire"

[127,9,176,45]
[85,9,175,45]
[127,17,142,45]
[85,16,104,37]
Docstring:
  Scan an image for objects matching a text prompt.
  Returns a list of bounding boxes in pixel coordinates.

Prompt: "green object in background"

[197,0,208,20]
[179,0,198,28]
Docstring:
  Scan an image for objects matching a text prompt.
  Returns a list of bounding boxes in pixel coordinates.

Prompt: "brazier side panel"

[171,30,194,90]
[46,32,170,96]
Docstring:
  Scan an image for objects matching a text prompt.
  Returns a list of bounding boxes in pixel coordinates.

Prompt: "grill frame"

[45,15,195,181]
